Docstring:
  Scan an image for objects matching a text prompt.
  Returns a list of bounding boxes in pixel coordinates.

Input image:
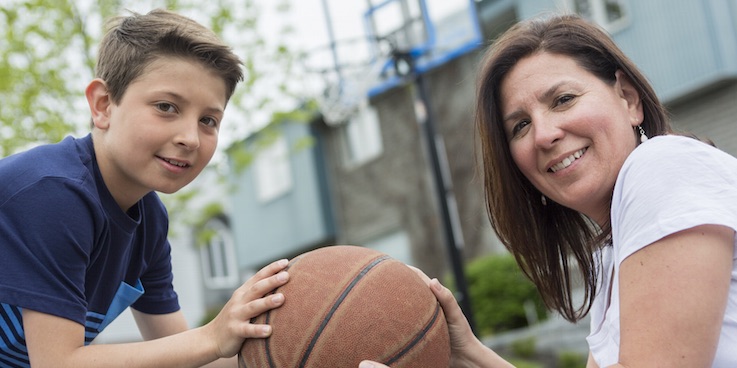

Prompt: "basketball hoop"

[301,37,389,126]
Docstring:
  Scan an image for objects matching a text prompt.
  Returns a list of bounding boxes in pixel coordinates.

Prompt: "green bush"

[464,253,548,336]
[510,337,537,358]
[557,351,587,368]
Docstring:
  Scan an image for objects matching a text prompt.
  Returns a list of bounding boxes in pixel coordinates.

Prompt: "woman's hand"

[202,258,290,359]
[360,266,513,368]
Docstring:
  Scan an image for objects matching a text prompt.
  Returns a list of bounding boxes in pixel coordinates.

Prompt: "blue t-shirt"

[0,135,180,367]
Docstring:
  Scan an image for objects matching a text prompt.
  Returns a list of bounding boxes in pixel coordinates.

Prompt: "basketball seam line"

[298,255,391,368]
[263,254,306,368]
[384,301,442,365]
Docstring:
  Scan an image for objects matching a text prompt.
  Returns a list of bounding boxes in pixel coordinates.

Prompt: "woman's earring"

[541,194,547,206]
[638,125,648,143]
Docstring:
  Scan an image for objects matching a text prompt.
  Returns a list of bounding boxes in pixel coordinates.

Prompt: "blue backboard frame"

[364,0,484,97]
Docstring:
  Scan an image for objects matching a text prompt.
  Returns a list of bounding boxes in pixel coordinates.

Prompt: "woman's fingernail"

[359,362,374,368]
[431,278,442,291]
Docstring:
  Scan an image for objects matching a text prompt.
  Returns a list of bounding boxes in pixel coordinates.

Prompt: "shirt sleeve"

[612,135,737,264]
[0,177,100,324]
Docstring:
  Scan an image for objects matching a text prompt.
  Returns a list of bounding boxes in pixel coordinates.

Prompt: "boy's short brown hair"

[96,9,243,105]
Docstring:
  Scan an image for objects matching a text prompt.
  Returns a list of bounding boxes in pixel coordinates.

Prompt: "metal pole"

[319,0,342,82]
[413,71,476,334]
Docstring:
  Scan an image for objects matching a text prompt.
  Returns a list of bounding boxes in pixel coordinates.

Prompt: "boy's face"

[92,56,227,209]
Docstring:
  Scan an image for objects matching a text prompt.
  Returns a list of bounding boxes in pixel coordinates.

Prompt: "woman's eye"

[554,94,574,107]
[511,120,530,137]
[156,102,176,113]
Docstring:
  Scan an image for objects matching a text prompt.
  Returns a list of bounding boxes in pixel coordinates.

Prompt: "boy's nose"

[175,120,200,150]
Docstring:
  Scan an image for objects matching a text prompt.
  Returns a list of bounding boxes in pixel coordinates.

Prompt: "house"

[220,0,736,357]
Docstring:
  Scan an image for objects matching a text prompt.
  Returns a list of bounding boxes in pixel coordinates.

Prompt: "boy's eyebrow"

[159,91,224,115]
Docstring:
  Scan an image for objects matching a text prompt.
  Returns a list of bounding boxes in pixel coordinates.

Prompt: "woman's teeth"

[550,148,587,173]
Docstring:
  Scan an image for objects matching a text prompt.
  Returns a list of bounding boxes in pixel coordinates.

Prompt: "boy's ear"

[86,79,112,129]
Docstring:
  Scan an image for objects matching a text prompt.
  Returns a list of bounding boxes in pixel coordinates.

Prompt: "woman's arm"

[613,224,733,367]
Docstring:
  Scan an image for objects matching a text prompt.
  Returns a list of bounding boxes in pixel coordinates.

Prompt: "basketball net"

[307,57,386,127]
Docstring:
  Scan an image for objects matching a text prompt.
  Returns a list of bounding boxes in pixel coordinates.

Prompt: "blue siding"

[515,0,737,102]
[230,122,334,269]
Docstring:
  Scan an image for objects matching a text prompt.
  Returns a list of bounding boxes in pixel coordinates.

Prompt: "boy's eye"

[156,102,176,113]
[200,116,218,128]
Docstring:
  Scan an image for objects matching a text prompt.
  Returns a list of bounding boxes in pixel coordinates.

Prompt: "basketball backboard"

[364,0,483,96]
[302,0,482,125]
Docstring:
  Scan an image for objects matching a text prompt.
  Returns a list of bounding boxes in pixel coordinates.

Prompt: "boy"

[0,9,288,367]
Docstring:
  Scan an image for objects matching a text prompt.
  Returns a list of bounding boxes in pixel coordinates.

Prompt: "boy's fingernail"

[276,272,288,282]
[272,293,284,303]
[261,325,272,336]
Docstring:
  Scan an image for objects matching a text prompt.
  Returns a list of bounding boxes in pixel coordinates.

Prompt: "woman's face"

[500,52,643,225]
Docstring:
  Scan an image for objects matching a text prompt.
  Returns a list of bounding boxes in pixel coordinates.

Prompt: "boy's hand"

[203,258,290,359]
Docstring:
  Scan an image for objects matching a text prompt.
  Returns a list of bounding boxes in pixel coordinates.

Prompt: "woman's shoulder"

[623,134,737,179]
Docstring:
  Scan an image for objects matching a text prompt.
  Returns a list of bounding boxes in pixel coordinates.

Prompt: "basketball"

[239,245,451,368]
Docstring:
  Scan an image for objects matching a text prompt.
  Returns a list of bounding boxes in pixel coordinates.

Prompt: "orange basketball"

[239,245,451,368]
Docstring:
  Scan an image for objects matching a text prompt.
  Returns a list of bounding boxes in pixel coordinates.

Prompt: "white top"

[587,135,737,367]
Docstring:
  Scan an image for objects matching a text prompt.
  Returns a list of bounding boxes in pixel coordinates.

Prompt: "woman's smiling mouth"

[549,148,587,173]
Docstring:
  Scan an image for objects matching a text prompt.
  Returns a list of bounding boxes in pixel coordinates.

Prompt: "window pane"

[254,136,293,202]
[604,0,624,22]
[199,219,240,289]
[573,0,593,20]
[345,104,383,165]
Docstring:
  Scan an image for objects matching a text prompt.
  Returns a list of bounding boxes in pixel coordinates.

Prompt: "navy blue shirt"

[0,135,179,367]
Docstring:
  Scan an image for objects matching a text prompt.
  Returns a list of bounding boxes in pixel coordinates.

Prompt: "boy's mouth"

[160,157,190,168]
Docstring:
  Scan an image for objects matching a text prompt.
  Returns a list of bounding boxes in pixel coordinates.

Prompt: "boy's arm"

[131,309,189,341]
[24,310,222,367]
[132,310,237,367]
[24,258,289,368]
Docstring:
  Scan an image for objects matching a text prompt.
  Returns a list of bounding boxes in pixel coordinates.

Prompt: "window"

[343,103,383,166]
[364,230,413,266]
[568,0,630,33]
[199,218,239,290]
[254,136,292,202]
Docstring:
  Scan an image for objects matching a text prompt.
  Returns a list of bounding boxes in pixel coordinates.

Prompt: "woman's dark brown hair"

[476,14,671,322]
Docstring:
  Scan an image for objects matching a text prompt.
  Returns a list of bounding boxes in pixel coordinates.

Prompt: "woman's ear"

[86,79,112,130]
[614,70,644,127]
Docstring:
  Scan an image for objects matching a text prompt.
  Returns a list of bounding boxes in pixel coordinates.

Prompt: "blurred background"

[2,0,736,366]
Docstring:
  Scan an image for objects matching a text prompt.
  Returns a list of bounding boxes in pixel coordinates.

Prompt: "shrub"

[557,351,587,368]
[510,337,536,358]
[464,253,548,336]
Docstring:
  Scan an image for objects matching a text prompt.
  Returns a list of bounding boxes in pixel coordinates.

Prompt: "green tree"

[1,0,315,230]
[0,0,309,159]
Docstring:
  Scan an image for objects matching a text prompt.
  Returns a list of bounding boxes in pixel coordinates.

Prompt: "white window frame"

[564,0,631,34]
[199,218,240,290]
[364,230,413,266]
[254,136,293,202]
[343,102,383,167]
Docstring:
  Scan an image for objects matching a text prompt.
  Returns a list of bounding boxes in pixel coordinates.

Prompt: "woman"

[361,14,737,367]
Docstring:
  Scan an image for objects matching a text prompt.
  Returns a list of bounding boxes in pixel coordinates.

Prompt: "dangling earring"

[541,194,547,206]
[637,125,648,143]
